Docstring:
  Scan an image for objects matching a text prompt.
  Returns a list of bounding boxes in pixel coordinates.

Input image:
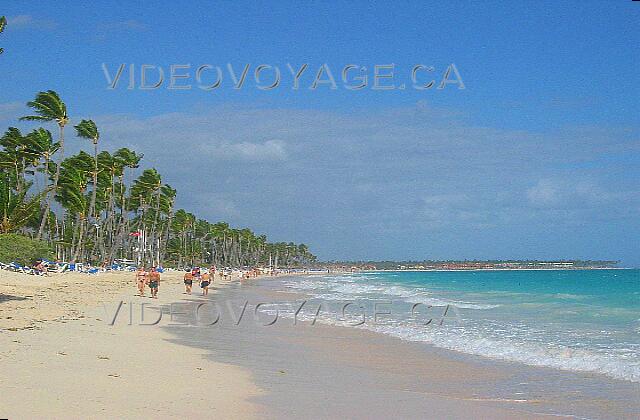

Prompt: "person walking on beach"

[148,267,160,299]
[136,266,148,296]
[184,270,194,295]
[209,265,216,286]
[200,271,211,296]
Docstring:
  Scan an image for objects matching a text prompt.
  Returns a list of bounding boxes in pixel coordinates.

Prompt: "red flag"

[129,231,141,237]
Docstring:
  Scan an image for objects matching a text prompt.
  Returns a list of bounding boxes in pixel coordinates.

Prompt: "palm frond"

[0,16,6,55]
[0,177,50,233]
[75,119,99,142]
[20,90,68,124]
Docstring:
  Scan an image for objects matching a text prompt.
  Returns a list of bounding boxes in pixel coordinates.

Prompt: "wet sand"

[166,276,640,419]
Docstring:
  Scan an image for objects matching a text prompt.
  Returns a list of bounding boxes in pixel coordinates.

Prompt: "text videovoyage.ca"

[102,62,465,91]
[104,299,463,327]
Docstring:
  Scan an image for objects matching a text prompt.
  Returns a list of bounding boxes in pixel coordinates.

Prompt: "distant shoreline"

[357,267,633,272]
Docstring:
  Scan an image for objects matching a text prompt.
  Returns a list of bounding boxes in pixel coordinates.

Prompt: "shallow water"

[279,269,640,382]
[165,275,640,419]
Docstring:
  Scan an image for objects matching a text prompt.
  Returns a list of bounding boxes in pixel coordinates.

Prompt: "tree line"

[0,90,316,268]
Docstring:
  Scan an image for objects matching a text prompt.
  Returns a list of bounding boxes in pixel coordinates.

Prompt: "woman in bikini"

[148,267,160,299]
[183,270,194,295]
[136,266,148,296]
[200,271,211,296]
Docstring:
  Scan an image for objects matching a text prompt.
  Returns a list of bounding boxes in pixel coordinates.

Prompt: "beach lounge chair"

[7,262,27,273]
[8,262,43,276]
[53,263,69,273]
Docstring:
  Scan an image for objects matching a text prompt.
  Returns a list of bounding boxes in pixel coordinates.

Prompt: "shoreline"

[359,267,632,272]
[2,270,638,418]
[166,274,640,419]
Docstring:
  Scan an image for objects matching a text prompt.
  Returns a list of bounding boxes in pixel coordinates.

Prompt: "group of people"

[183,266,215,295]
[133,265,267,298]
[135,266,161,298]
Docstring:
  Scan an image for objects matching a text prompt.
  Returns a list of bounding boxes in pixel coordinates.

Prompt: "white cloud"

[7,15,57,30]
[191,194,239,218]
[94,20,149,40]
[527,179,561,207]
[60,104,638,261]
[0,102,24,123]
[202,140,287,162]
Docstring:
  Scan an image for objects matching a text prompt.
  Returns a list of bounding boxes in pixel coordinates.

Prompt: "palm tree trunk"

[37,123,64,239]
[89,141,98,222]
[87,141,99,262]
[160,204,174,264]
[73,216,86,263]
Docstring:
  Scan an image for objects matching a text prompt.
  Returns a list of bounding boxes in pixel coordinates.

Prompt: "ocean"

[281,269,640,382]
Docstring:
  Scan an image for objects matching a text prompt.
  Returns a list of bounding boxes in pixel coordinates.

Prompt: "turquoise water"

[284,269,640,382]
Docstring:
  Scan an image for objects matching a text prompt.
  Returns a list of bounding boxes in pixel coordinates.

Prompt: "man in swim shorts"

[184,270,193,294]
[200,271,211,296]
[148,266,160,299]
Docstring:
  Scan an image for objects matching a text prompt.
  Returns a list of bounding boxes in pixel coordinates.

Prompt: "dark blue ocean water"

[284,269,640,382]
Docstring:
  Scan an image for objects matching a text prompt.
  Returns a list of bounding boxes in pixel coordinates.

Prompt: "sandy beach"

[2,270,637,419]
[0,270,262,419]
[177,275,640,419]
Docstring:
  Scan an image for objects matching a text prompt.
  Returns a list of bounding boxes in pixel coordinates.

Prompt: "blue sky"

[1,1,639,265]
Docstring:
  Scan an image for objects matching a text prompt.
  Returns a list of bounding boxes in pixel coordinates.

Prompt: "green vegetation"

[0,233,53,265]
[0,16,6,55]
[331,260,619,270]
[0,90,316,267]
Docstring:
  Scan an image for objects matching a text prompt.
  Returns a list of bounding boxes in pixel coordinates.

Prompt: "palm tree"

[20,90,69,239]
[56,153,92,261]
[96,151,118,261]
[1,91,318,266]
[25,127,59,207]
[74,120,100,224]
[107,148,142,259]
[158,184,176,264]
[0,174,47,234]
[0,128,28,194]
[113,147,142,215]
[129,169,162,265]
[0,16,6,55]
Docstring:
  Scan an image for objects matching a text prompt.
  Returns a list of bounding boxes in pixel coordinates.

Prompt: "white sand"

[0,270,262,419]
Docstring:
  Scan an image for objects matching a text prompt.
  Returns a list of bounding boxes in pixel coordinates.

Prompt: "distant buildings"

[330,260,618,271]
